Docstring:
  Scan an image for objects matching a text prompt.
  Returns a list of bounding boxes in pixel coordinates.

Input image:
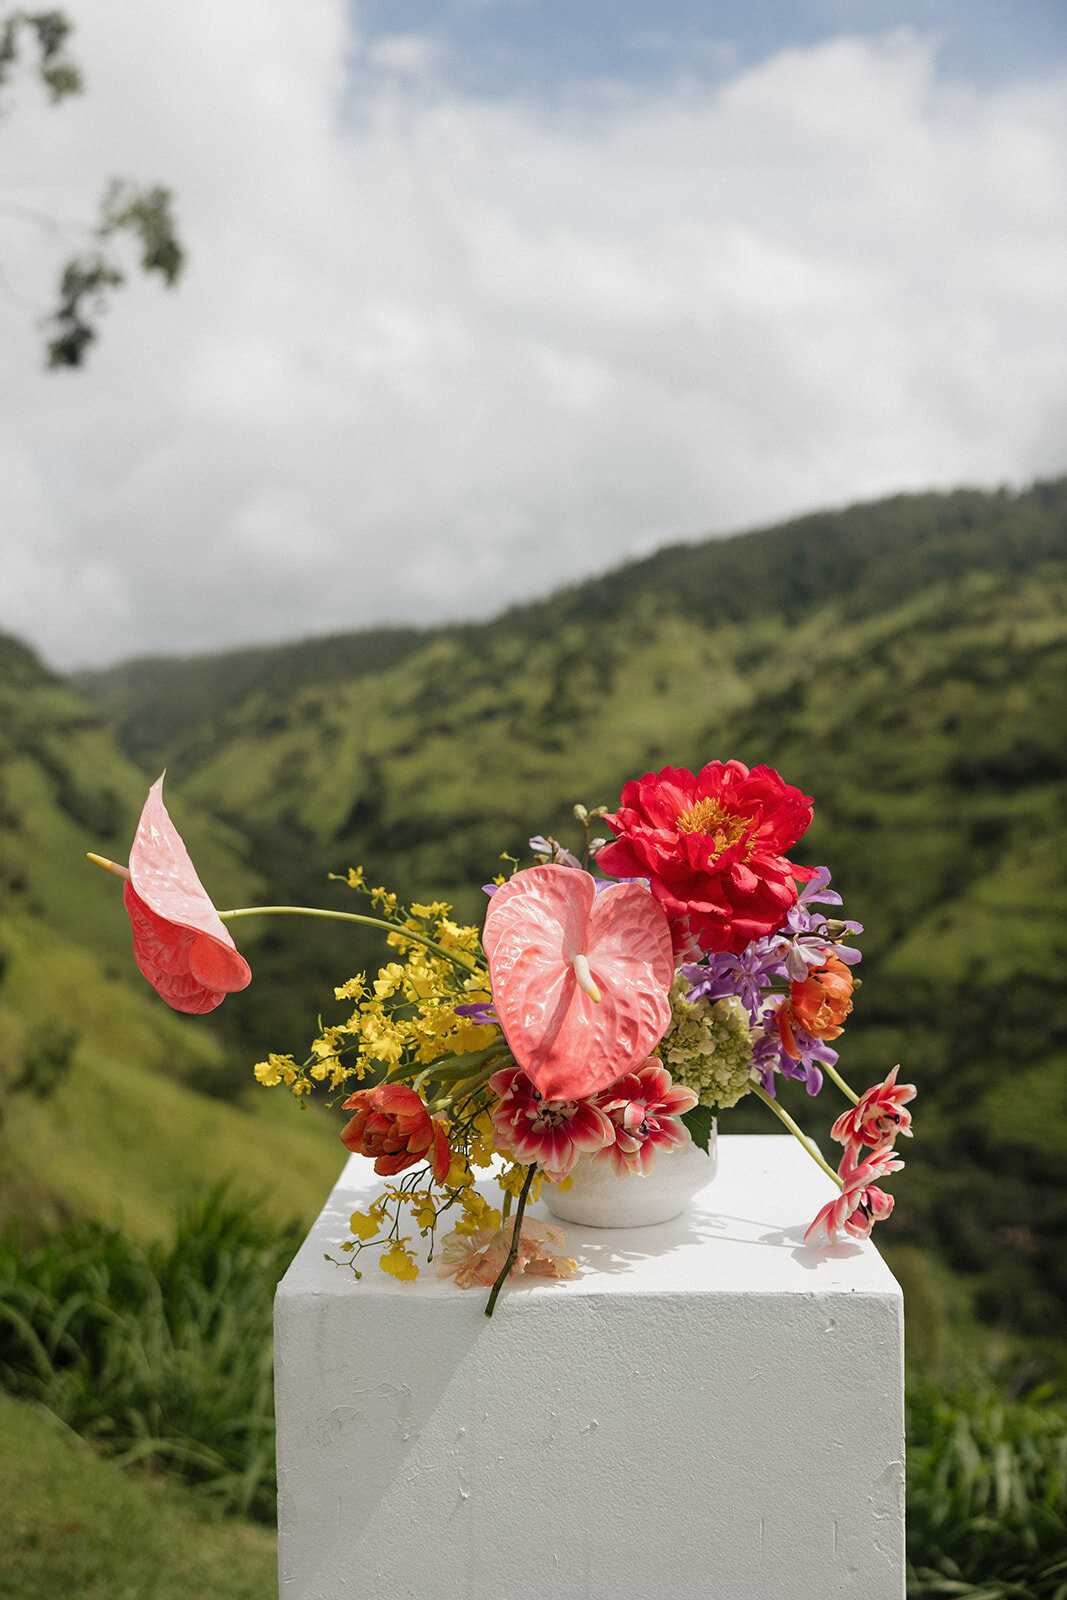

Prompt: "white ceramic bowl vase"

[544,1120,718,1228]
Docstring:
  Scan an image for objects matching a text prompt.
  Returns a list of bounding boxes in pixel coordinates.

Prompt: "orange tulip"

[340,1084,451,1183]
[777,955,854,1059]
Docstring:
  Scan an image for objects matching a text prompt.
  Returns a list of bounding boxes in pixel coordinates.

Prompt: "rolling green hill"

[73,477,1067,1358]
[1,477,1061,1363]
[0,636,344,1240]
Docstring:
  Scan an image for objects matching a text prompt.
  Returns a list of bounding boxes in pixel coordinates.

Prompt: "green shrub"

[0,1188,300,1522]
[907,1379,1067,1597]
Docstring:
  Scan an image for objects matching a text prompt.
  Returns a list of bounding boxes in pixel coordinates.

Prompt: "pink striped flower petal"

[482,864,674,1101]
[593,1058,698,1177]
[124,775,251,1014]
[804,1145,904,1243]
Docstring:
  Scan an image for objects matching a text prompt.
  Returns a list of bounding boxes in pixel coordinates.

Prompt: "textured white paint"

[275,1134,905,1599]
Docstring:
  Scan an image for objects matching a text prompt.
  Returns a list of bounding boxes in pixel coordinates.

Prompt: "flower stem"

[821,1058,860,1106]
[424,1062,501,1114]
[404,1043,504,1094]
[750,1082,842,1188]
[485,1163,537,1318]
[217,904,477,972]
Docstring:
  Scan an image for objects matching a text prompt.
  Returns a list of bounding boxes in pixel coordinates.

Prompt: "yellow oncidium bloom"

[497,1164,544,1202]
[372,962,406,999]
[253,1053,298,1087]
[435,918,483,954]
[454,1188,502,1236]
[444,1152,473,1189]
[380,1240,419,1282]
[349,1209,381,1241]
[333,973,366,1001]
[268,907,508,1265]
[466,1109,497,1169]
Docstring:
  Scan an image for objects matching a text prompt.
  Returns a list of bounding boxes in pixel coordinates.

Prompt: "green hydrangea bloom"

[659,978,755,1112]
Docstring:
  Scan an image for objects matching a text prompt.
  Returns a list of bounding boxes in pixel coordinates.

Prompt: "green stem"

[217,904,477,973]
[424,1062,503,1113]
[821,1058,860,1106]
[750,1082,842,1188]
[403,1042,504,1093]
[485,1164,537,1318]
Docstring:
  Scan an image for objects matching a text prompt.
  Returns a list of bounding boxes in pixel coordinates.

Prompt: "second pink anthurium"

[123,775,252,1015]
[482,864,674,1102]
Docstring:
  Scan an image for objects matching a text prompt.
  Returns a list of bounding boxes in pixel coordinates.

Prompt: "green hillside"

[0,637,344,1240]
[73,477,1067,1359]
[0,1391,277,1599]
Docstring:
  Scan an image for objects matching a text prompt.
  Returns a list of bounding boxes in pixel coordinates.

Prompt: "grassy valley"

[1,479,1063,1334]
[66,479,1067,1361]
[2,478,1066,1597]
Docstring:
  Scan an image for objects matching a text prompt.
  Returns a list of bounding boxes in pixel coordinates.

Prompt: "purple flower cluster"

[683,869,862,1098]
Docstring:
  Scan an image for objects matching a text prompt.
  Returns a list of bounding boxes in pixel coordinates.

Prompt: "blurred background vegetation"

[1,476,1065,1594]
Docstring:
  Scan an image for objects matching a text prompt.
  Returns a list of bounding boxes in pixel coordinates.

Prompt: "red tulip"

[805,1146,904,1243]
[830,1066,916,1159]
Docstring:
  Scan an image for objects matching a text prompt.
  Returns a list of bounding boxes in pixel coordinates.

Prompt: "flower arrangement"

[90,759,915,1316]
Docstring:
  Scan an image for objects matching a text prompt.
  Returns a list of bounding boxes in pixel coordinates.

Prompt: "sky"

[1,0,1065,671]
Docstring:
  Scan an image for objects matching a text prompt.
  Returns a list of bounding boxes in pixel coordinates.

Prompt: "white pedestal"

[275,1134,905,1600]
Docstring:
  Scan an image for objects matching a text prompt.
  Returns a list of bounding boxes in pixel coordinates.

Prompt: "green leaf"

[681,1103,714,1153]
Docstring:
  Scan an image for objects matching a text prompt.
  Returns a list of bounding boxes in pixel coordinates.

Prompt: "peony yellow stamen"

[675,797,752,854]
[572,952,601,1003]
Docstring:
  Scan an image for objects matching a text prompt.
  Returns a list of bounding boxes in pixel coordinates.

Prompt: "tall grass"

[1,1193,1065,1592]
[0,1188,300,1522]
[906,1380,1067,1598]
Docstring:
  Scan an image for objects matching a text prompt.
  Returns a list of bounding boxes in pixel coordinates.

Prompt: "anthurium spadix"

[114,775,252,1014]
[482,864,674,1102]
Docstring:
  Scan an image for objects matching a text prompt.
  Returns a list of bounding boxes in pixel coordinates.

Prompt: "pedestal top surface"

[279,1133,900,1305]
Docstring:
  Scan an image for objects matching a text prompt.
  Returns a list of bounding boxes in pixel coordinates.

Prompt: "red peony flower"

[121,774,252,1015]
[340,1084,451,1183]
[597,760,815,955]
[776,955,855,1059]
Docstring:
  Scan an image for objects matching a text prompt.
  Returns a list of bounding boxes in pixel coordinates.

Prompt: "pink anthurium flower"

[121,774,252,1014]
[482,863,674,1102]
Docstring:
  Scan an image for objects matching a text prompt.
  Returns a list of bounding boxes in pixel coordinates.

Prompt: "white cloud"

[0,7,1064,668]
[365,33,442,77]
